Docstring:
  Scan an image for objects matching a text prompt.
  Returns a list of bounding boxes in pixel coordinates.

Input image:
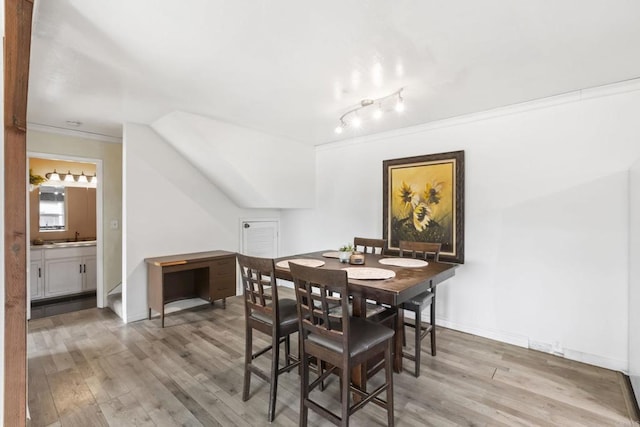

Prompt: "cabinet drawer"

[31,248,43,261]
[210,257,235,276]
[212,273,236,290]
[44,246,96,260]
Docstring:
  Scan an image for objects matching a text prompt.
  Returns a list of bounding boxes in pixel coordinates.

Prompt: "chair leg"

[385,341,395,427]
[268,333,280,422]
[242,326,252,401]
[402,312,406,347]
[341,362,350,427]
[430,294,437,356]
[414,305,421,377]
[300,353,309,427]
[285,334,291,365]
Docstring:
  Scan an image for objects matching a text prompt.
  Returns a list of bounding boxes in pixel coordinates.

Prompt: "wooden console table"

[145,250,236,327]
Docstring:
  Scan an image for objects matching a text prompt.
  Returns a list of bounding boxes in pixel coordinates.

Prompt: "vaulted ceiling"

[27,0,640,145]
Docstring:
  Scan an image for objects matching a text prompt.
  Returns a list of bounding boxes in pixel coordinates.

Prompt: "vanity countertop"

[31,240,96,249]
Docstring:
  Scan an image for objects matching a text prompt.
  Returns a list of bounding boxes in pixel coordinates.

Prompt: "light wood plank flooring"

[27,294,639,426]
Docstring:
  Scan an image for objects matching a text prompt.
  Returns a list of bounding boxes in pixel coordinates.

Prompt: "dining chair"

[353,236,397,327]
[236,253,300,422]
[398,240,442,377]
[354,237,387,255]
[289,263,395,427]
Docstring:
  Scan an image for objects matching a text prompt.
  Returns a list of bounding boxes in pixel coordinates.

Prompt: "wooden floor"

[27,294,639,426]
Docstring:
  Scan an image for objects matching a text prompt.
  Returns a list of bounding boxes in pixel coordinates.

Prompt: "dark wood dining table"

[274,250,457,383]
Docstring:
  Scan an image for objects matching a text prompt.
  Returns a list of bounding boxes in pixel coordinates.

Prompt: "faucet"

[74,231,80,242]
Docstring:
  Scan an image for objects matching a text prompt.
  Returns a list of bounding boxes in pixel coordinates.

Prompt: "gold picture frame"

[383,150,465,263]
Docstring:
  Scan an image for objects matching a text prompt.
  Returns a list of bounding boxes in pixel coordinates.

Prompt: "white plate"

[276,259,325,269]
[341,267,396,280]
[378,258,428,268]
[322,251,341,258]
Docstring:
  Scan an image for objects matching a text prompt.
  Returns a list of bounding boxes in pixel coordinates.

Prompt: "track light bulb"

[373,106,383,120]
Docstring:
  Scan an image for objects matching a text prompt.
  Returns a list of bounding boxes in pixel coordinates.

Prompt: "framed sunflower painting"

[383,150,465,264]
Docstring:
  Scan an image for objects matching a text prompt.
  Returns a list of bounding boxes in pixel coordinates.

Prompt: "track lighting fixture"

[335,88,404,134]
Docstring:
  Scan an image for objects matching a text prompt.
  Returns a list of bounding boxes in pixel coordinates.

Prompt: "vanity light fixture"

[44,169,97,186]
[335,88,404,134]
[45,169,61,181]
[77,171,89,184]
[64,170,75,182]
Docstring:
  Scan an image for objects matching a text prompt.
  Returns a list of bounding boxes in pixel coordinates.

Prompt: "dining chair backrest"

[237,253,280,326]
[289,263,350,352]
[399,241,441,262]
[354,237,387,255]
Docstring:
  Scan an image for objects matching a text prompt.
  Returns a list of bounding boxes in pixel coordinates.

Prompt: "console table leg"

[222,298,226,308]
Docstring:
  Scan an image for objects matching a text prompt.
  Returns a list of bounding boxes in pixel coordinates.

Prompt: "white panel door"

[241,220,279,258]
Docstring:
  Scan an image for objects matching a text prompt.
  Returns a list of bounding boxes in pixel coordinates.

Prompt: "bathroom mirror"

[39,186,66,231]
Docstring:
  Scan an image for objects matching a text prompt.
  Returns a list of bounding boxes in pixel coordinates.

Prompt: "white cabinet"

[82,255,97,291]
[45,257,84,297]
[30,249,44,300]
[31,245,97,299]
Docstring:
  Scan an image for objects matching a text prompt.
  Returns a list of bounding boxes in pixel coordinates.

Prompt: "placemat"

[322,251,341,258]
[378,258,428,268]
[341,267,396,280]
[276,259,325,269]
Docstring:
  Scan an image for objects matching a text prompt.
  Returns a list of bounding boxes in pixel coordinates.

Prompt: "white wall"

[27,130,123,303]
[281,82,640,371]
[123,123,280,322]
[630,157,640,400]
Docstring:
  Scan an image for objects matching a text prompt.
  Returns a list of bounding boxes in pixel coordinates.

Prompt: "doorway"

[26,154,103,319]
[240,219,280,293]
[240,219,279,258]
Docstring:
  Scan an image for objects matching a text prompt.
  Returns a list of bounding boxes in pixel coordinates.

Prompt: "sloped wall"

[151,111,315,209]
[123,123,281,322]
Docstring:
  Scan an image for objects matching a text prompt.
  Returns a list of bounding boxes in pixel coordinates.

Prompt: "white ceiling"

[27,0,640,145]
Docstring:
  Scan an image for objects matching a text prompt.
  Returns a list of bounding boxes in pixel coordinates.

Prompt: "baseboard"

[435,317,529,348]
[31,291,96,307]
[124,310,149,324]
[434,315,627,372]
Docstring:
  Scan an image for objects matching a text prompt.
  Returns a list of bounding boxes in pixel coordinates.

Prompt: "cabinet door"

[30,260,43,300]
[45,258,83,297]
[83,256,97,291]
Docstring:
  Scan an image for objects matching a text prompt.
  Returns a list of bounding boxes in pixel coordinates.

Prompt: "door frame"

[26,152,104,309]
[4,0,34,425]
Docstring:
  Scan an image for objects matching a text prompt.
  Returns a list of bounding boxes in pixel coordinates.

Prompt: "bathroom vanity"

[30,241,97,300]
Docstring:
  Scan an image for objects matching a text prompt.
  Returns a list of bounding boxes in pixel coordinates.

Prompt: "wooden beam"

[4,0,33,425]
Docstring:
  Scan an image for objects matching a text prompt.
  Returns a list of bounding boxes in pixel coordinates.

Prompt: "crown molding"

[27,122,122,144]
[317,77,640,151]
